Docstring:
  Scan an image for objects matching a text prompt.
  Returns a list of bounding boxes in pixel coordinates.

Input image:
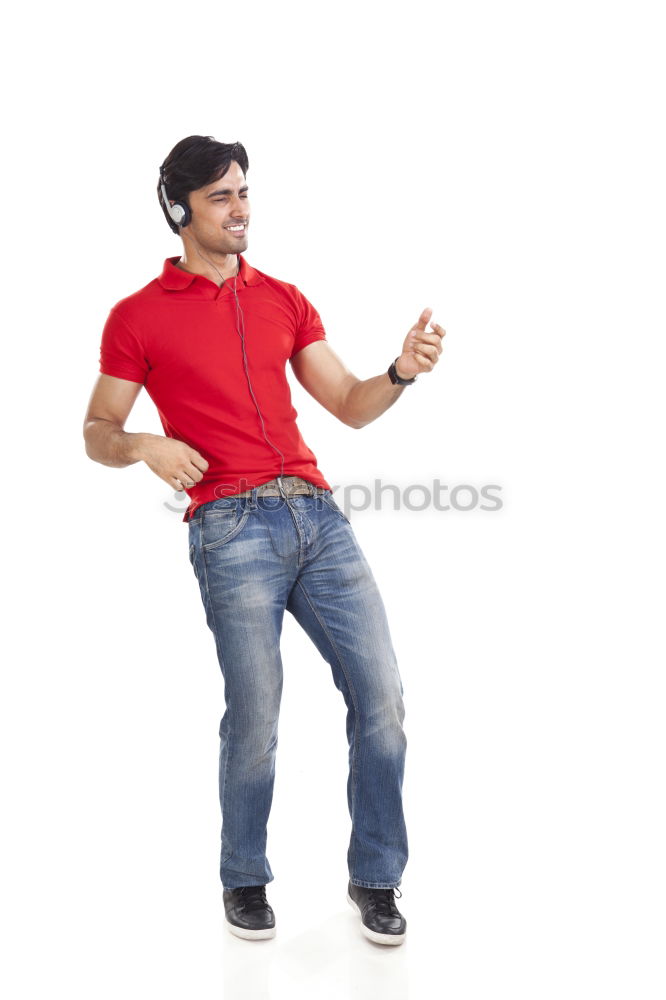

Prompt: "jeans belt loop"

[276,475,289,499]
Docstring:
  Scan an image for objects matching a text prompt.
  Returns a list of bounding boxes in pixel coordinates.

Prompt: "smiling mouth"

[225,224,247,234]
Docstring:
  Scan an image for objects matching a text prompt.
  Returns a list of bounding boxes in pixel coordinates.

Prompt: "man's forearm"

[342,367,409,429]
[84,420,152,467]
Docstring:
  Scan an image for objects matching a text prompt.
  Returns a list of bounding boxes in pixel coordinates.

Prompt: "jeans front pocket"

[201,506,251,551]
[188,529,200,582]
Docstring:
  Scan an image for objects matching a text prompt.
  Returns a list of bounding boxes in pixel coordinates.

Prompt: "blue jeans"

[187,487,408,890]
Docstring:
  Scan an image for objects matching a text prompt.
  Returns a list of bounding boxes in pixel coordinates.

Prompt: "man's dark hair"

[157,135,250,234]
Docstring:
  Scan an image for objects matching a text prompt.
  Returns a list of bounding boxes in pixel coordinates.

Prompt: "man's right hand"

[139,434,209,490]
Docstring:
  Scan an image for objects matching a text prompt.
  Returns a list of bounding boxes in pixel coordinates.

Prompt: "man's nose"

[230,196,247,217]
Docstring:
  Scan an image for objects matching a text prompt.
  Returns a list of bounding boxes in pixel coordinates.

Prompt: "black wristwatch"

[388,357,417,386]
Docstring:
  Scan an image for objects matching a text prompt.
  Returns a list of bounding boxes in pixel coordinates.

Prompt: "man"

[83,135,445,946]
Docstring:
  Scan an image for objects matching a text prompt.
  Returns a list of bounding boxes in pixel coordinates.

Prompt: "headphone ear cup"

[170,201,191,227]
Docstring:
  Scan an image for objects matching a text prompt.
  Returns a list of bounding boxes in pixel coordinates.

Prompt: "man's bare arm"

[83,374,150,465]
[84,420,153,467]
[83,373,209,488]
[290,309,446,429]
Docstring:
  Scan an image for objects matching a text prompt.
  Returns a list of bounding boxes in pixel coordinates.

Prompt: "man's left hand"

[395,307,446,380]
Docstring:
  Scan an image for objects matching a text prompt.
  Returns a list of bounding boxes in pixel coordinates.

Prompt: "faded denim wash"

[187,486,408,890]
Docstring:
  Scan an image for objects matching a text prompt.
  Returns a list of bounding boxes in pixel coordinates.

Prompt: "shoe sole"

[346,892,406,946]
[225,917,276,941]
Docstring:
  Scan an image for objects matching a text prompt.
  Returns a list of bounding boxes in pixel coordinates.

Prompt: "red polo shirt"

[98,255,332,522]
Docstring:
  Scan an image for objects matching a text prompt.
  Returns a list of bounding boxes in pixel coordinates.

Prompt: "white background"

[2,1,664,997]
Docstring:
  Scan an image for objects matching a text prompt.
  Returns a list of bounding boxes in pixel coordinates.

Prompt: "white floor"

[217,880,411,1000]
[8,852,660,1000]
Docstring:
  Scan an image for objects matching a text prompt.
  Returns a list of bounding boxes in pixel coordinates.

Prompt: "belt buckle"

[278,475,312,498]
[253,477,283,498]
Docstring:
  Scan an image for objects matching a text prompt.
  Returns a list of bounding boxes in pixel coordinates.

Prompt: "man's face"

[182,159,250,255]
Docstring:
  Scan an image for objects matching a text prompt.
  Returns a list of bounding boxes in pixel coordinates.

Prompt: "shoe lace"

[368,886,402,916]
[237,885,269,914]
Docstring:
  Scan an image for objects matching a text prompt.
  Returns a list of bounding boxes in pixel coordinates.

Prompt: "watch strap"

[388,357,417,385]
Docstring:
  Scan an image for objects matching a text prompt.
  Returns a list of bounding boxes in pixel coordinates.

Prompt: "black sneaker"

[222,884,276,940]
[346,880,407,946]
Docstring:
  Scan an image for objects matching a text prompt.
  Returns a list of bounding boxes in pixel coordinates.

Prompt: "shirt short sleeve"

[99,307,150,384]
[290,290,327,359]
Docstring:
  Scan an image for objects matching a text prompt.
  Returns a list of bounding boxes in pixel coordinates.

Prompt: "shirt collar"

[158,253,262,291]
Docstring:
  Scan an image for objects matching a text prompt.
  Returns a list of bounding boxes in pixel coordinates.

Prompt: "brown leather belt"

[234,476,327,498]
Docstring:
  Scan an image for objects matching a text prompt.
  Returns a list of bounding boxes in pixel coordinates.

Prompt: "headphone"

[159,161,287,492]
[160,163,192,228]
